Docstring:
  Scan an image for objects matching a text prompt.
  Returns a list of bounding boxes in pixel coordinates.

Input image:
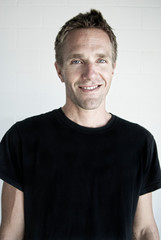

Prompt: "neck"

[62,104,111,128]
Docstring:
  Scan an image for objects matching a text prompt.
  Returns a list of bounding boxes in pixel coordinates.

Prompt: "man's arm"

[132,192,160,240]
[0,182,24,240]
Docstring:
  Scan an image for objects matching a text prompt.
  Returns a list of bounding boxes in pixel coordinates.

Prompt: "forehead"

[63,28,112,56]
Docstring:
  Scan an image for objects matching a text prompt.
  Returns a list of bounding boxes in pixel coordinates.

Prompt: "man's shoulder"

[12,109,59,135]
[18,108,58,124]
[114,114,154,143]
[0,109,61,148]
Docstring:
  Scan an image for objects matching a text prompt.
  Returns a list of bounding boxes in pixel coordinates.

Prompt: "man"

[0,9,161,240]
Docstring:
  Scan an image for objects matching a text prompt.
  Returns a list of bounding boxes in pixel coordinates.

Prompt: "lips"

[79,85,101,91]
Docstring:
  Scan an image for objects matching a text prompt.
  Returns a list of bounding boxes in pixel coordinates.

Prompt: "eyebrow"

[66,53,111,61]
[66,54,84,61]
[95,53,111,59]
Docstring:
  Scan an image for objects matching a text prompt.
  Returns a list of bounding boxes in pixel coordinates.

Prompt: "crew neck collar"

[55,108,117,134]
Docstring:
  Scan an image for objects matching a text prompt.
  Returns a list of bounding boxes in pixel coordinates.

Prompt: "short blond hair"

[55,9,117,67]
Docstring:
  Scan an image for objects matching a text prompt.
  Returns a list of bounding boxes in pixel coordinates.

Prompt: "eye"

[71,59,82,64]
[97,59,107,63]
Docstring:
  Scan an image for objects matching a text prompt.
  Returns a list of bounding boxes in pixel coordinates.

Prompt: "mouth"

[79,85,101,91]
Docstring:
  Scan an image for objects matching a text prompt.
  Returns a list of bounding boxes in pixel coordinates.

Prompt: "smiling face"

[55,28,116,111]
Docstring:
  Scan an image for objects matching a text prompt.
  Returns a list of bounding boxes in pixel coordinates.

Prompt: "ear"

[112,63,116,76]
[55,62,64,82]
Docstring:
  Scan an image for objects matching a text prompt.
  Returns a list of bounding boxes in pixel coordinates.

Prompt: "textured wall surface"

[0,0,161,233]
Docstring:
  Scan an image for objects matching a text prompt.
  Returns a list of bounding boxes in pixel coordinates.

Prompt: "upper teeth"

[81,85,98,90]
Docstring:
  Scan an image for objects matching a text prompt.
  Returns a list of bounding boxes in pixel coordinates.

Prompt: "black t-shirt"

[0,108,161,240]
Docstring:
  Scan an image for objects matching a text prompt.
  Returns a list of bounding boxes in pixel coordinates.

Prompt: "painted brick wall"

[0,0,161,233]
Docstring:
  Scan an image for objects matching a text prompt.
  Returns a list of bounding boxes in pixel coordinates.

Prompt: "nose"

[82,63,97,81]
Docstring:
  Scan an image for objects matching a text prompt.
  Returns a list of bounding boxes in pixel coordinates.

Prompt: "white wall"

[0,0,161,233]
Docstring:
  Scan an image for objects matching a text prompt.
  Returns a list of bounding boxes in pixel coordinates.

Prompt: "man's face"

[55,28,116,111]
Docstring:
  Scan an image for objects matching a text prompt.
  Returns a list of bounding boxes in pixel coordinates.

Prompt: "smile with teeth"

[80,85,100,90]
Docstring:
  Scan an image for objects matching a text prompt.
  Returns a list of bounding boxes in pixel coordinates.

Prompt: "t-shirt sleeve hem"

[0,172,24,192]
[140,180,161,196]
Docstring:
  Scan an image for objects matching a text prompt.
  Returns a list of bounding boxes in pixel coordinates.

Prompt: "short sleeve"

[0,123,24,191]
[140,136,161,195]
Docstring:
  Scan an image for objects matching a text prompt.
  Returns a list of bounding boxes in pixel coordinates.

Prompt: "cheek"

[68,66,83,75]
[64,67,83,83]
[99,67,113,80]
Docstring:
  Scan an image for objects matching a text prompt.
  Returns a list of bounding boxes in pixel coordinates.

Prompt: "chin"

[78,101,103,111]
[80,96,105,109]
